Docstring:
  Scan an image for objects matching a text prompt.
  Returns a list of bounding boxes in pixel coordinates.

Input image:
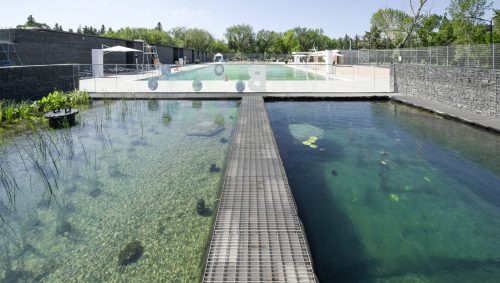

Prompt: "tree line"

[16,0,499,54]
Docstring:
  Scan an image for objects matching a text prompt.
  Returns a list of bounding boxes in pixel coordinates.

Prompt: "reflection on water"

[267,101,500,282]
[0,100,239,282]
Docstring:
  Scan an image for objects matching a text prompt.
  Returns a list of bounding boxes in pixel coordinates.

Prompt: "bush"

[0,90,91,126]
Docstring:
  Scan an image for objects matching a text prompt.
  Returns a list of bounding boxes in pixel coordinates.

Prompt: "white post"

[446,46,449,67]
[92,49,104,78]
[493,43,495,69]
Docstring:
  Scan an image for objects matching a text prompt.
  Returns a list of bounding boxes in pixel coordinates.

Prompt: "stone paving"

[392,95,500,133]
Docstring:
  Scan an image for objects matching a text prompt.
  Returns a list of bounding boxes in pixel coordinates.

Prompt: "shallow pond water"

[267,101,500,282]
[0,100,239,282]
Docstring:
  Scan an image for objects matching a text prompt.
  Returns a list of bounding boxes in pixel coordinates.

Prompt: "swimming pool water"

[0,100,238,282]
[267,101,500,282]
[163,64,326,81]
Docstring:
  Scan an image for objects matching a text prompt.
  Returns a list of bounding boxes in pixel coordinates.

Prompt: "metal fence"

[339,44,500,69]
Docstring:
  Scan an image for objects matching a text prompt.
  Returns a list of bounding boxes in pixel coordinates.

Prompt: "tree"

[256,30,281,54]
[155,22,163,32]
[27,15,35,26]
[77,25,82,34]
[371,8,412,46]
[103,27,174,46]
[184,28,214,50]
[416,14,445,46]
[54,23,63,31]
[68,28,74,33]
[211,39,231,53]
[362,26,383,49]
[100,25,106,35]
[399,0,430,47]
[17,15,50,29]
[225,24,255,54]
[447,0,493,44]
[282,29,300,53]
[493,9,500,43]
[169,27,188,47]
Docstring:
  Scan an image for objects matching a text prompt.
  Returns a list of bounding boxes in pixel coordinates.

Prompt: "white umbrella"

[102,46,142,54]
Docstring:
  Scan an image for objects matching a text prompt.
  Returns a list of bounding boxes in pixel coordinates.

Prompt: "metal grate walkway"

[203,96,316,282]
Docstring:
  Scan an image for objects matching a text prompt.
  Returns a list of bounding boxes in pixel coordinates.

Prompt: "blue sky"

[0,0,496,39]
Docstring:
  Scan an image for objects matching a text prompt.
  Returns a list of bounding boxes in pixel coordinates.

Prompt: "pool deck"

[392,95,500,133]
[202,96,317,282]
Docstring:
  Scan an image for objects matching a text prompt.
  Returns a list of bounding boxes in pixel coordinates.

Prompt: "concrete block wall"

[13,29,128,65]
[0,65,79,101]
[393,64,499,117]
[2,29,209,66]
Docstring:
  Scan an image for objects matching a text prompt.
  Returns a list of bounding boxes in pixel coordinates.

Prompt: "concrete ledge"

[392,95,500,133]
[89,92,393,100]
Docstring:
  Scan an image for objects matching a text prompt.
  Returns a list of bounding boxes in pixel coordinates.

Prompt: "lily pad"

[389,193,400,202]
[289,124,324,141]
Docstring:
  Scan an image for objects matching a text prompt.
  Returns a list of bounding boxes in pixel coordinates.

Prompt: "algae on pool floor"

[0,100,239,282]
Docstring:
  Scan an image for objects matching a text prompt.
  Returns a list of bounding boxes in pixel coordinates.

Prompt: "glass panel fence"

[77,63,391,94]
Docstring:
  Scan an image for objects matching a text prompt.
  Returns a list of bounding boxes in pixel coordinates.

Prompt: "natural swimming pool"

[267,101,500,282]
[161,64,326,81]
[0,100,239,282]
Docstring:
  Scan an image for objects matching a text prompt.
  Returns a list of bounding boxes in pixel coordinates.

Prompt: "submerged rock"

[90,188,101,198]
[118,240,144,266]
[331,170,339,176]
[209,164,221,173]
[196,199,206,215]
[220,137,228,144]
[56,220,72,237]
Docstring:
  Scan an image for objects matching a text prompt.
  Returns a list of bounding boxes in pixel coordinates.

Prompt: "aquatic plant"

[302,136,319,149]
[214,113,224,126]
[389,193,400,202]
[38,91,68,112]
[192,101,202,109]
[0,90,91,131]
[162,113,172,125]
[4,102,16,123]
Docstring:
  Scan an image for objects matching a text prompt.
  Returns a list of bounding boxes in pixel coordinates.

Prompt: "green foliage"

[17,15,50,29]
[0,90,91,128]
[38,91,69,112]
[103,27,174,46]
[225,24,255,54]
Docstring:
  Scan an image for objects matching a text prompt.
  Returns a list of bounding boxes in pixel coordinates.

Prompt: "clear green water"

[162,64,326,81]
[267,101,500,282]
[0,100,238,282]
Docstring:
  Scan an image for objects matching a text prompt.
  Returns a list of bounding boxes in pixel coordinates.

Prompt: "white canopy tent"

[92,45,142,78]
[102,45,142,54]
[213,53,224,62]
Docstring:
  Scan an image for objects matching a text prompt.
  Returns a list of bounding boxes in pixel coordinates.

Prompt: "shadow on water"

[269,116,375,282]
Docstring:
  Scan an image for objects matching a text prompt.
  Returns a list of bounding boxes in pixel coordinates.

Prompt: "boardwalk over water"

[203,96,317,282]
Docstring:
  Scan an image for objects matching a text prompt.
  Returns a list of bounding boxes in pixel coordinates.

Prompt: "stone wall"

[393,64,499,117]
[0,65,79,101]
